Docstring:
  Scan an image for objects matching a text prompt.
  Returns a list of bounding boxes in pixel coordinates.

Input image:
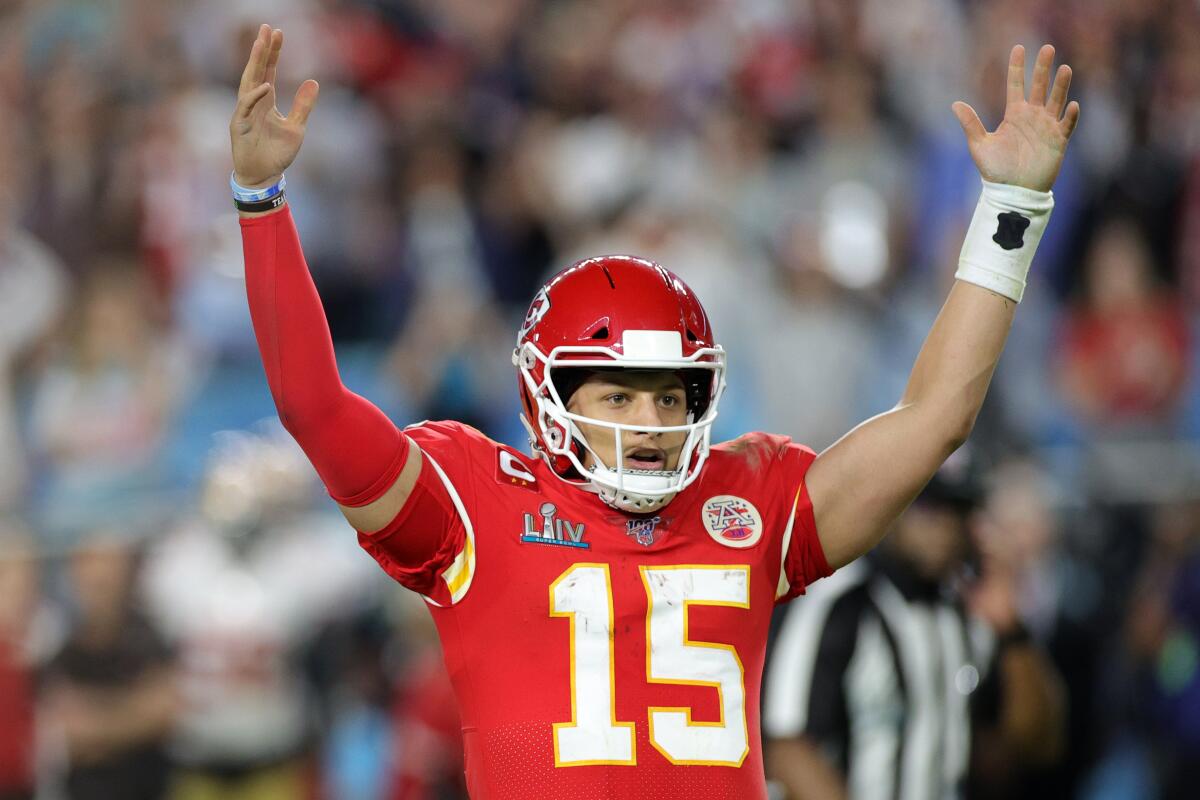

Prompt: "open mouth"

[625,448,667,471]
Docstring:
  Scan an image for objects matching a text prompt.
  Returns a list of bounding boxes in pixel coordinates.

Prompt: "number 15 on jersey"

[549,563,751,767]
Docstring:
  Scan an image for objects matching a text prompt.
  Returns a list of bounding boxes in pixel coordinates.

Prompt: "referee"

[763,459,1064,800]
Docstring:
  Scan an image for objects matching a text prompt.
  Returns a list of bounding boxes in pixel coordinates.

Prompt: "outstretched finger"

[239,24,270,93]
[235,81,272,120]
[1046,64,1072,117]
[1028,44,1055,106]
[1006,45,1026,110]
[1059,100,1081,138]
[286,79,320,127]
[952,101,987,146]
[264,29,283,88]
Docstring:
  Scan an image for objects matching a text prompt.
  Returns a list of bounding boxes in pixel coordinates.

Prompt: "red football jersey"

[358,421,831,799]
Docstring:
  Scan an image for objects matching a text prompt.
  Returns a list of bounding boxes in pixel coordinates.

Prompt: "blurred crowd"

[1,0,1199,798]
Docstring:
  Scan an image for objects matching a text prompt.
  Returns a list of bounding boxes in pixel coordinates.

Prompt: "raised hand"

[229,24,320,189]
[953,45,1080,193]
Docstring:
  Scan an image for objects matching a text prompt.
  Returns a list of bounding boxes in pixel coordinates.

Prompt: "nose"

[628,393,666,436]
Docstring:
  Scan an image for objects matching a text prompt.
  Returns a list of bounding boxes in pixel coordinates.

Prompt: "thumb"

[952,101,986,145]
[288,79,320,126]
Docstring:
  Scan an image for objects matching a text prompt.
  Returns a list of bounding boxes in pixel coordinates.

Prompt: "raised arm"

[231,24,421,533]
[806,44,1080,570]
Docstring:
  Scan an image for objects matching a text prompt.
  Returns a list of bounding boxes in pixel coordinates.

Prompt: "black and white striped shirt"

[764,556,996,800]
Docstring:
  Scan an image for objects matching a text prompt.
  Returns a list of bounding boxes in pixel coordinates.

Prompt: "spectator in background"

[26,49,110,269]
[313,605,396,800]
[0,528,41,800]
[384,134,515,434]
[978,461,1105,797]
[745,216,880,450]
[0,107,69,511]
[764,456,1065,800]
[141,428,377,800]
[29,260,192,530]
[1181,153,1200,310]
[745,54,909,449]
[1059,219,1191,428]
[1114,500,1200,800]
[768,55,912,294]
[40,533,177,800]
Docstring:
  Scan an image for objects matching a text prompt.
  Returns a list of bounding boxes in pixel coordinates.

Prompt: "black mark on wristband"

[993,212,1030,250]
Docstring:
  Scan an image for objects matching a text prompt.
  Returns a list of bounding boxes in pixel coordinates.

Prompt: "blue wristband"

[230,172,286,203]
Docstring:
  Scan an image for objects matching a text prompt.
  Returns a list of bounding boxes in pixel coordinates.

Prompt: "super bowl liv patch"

[521,502,589,549]
[702,496,763,548]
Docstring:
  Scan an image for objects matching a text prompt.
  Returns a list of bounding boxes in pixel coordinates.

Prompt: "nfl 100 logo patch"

[625,515,663,547]
[702,495,763,548]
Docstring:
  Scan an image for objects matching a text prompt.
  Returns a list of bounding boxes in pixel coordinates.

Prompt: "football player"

[229,24,1079,800]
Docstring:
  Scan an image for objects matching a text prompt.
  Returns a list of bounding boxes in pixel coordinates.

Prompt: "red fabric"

[357,427,467,601]
[358,420,832,799]
[240,208,407,506]
[771,437,832,602]
[388,650,465,800]
[0,639,34,792]
[1060,300,1190,420]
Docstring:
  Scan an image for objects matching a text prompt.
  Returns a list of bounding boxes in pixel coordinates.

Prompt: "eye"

[659,393,684,408]
[605,393,629,406]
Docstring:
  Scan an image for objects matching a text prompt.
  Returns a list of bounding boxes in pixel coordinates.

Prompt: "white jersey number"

[549,564,636,766]
[549,563,751,767]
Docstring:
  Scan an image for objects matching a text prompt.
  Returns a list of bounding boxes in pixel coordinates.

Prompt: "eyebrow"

[592,376,685,392]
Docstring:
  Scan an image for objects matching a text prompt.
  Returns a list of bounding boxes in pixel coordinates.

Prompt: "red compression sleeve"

[240,207,407,506]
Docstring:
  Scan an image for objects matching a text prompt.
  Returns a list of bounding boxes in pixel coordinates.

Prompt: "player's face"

[567,371,689,473]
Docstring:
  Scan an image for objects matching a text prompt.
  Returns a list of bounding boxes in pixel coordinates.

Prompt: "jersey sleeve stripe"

[445,532,475,599]
[420,446,477,605]
[774,487,801,600]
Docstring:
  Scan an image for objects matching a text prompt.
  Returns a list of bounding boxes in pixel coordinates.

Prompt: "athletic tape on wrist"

[230,171,286,203]
[955,179,1054,303]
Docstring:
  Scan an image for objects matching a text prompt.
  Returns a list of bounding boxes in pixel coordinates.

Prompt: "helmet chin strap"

[588,464,678,513]
[584,444,681,512]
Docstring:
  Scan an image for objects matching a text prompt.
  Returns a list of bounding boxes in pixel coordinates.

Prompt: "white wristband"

[230,171,286,203]
[955,179,1054,302]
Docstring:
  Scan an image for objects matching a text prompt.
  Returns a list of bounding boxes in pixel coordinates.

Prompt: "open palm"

[953,44,1080,193]
[229,24,320,189]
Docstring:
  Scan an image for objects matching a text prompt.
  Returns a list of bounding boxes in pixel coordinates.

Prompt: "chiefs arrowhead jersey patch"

[702,495,763,548]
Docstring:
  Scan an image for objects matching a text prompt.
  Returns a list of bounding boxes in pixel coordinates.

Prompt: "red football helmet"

[513,255,726,512]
